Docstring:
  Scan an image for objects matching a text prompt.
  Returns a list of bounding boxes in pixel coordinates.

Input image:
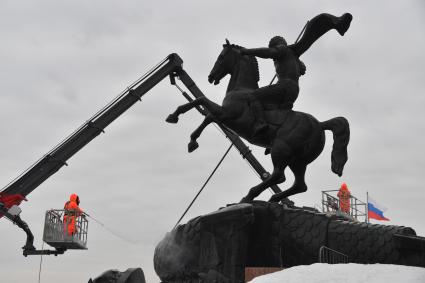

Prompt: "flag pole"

[366,191,369,223]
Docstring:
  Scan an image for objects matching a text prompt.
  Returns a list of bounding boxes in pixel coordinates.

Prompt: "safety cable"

[174,143,234,229]
[37,241,45,283]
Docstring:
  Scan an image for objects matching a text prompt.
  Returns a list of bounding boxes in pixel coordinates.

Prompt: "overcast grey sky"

[1,1,424,282]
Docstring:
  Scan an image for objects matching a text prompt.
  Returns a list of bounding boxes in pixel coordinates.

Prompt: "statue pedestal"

[154,201,425,283]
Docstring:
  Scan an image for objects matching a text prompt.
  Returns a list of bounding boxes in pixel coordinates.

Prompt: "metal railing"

[318,246,349,264]
[43,209,88,249]
[321,190,367,222]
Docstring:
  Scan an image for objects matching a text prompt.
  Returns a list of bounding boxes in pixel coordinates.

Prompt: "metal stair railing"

[318,246,349,264]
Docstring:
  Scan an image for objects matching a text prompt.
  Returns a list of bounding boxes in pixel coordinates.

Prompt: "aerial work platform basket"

[321,190,367,222]
[42,209,88,250]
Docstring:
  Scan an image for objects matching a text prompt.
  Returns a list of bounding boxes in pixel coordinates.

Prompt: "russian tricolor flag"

[368,196,390,221]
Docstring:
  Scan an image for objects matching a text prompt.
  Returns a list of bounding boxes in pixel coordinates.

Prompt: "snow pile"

[250,263,425,283]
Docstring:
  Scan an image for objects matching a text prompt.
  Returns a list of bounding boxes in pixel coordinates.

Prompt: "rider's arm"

[241,46,287,59]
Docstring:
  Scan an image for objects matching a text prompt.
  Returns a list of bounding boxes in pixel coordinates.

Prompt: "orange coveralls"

[63,194,83,235]
[337,183,351,213]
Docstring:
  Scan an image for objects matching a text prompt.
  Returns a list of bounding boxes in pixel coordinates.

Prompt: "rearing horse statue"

[167,13,351,202]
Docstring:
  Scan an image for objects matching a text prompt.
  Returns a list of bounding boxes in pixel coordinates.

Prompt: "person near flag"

[337,183,351,213]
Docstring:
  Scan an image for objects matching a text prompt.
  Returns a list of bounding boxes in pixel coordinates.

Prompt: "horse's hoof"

[332,164,343,177]
[166,114,179,124]
[280,197,295,207]
[188,141,199,153]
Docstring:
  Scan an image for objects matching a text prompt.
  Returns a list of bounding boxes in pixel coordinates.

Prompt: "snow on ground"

[251,263,425,283]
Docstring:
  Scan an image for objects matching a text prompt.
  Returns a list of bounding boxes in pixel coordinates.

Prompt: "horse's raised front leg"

[166,98,201,124]
[167,96,227,124]
[188,115,214,153]
[166,97,215,123]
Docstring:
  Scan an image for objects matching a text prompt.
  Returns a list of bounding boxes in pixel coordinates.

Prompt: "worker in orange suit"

[63,193,83,236]
[337,183,351,214]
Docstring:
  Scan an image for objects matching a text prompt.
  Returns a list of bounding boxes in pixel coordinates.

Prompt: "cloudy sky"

[0,1,424,282]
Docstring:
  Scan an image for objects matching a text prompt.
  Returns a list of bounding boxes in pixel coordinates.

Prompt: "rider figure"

[241,36,306,136]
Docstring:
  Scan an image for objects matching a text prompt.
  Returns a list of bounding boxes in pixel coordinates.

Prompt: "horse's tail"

[320,117,350,177]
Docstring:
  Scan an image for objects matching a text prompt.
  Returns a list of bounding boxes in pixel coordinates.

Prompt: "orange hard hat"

[340,183,348,190]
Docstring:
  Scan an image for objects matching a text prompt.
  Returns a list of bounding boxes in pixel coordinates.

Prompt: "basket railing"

[43,209,88,249]
[321,190,367,222]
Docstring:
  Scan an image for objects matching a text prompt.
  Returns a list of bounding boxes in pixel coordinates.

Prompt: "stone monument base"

[154,201,425,283]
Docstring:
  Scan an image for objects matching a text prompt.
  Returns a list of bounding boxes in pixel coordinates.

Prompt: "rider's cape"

[290,13,352,57]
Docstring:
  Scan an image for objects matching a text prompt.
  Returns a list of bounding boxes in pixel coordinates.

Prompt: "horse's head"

[208,39,243,85]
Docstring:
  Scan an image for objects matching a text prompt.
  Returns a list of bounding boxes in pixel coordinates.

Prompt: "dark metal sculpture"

[89,268,146,283]
[166,13,352,202]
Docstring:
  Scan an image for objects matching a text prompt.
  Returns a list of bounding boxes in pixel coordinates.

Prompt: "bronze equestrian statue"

[166,13,352,203]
